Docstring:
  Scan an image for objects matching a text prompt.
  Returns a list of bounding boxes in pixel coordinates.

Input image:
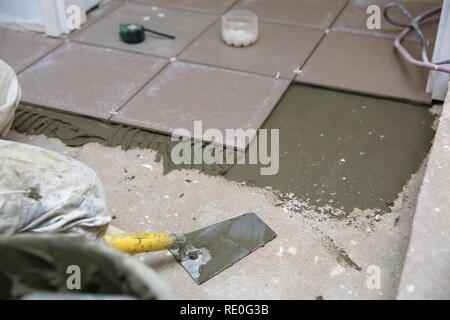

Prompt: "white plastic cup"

[221,10,258,47]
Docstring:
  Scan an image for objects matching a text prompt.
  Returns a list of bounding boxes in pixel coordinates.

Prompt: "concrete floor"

[5,130,426,299]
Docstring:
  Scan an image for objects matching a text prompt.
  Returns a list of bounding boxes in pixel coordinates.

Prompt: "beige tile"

[231,0,348,29]
[297,31,431,103]
[133,0,238,14]
[112,61,290,150]
[0,28,62,73]
[179,20,323,79]
[333,0,439,43]
[18,42,167,119]
[73,2,217,58]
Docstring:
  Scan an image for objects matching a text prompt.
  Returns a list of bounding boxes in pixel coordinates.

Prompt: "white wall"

[0,0,43,30]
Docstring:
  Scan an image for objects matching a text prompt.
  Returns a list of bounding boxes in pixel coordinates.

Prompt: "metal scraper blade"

[170,212,276,285]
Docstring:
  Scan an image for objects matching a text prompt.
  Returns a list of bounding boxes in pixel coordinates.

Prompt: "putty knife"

[170,213,277,284]
[104,213,276,285]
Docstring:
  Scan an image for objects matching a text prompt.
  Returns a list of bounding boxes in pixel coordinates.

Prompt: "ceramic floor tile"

[73,2,217,58]
[112,61,290,150]
[179,20,323,79]
[0,28,62,73]
[132,0,238,14]
[18,42,167,119]
[297,31,431,103]
[333,0,439,43]
[231,0,348,29]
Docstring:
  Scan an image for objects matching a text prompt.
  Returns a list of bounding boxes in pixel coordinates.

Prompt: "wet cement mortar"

[8,84,438,299]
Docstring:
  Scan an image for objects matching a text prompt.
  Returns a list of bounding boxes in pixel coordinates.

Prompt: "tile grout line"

[295,0,351,81]
[328,0,351,30]
[70,38,170,60]
[16,39,66,76]
[223,0,241,13]
[176,57,293,81]
[105,59,171,121]
[173,15,220,59]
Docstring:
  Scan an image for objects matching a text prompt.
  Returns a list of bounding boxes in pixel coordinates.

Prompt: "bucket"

[0,234,173,299]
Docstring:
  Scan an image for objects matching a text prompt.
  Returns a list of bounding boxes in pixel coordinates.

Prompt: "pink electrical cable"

[394,5,450,74]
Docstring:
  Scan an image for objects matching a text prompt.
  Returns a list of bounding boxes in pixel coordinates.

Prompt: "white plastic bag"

[0,140,111,239]
[0,59,20,137]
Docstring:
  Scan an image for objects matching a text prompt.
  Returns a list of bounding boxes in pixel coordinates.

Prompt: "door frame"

[39,0,86,37]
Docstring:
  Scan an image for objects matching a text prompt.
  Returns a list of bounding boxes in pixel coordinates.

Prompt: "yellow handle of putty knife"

[103,225,178,254]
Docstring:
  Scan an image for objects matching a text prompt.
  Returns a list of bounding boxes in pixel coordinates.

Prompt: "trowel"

[103,213,276,284]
